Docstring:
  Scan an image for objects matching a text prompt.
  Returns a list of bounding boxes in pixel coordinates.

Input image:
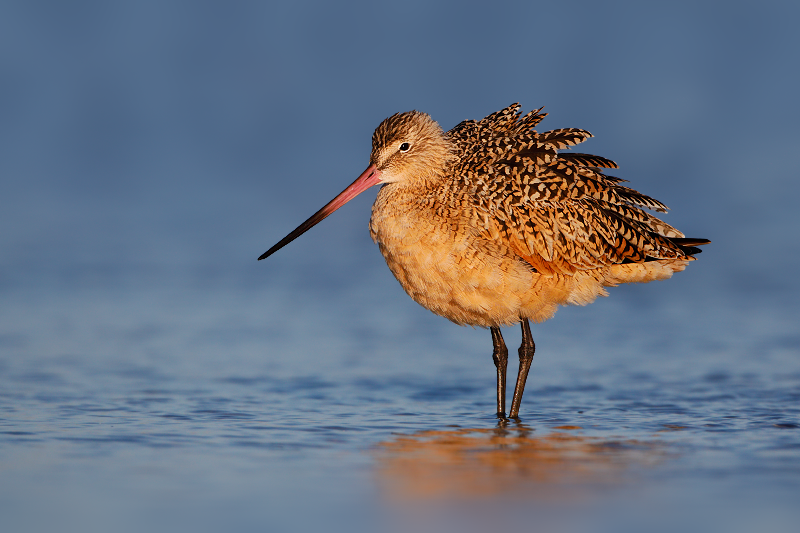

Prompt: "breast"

[368,184,538,327]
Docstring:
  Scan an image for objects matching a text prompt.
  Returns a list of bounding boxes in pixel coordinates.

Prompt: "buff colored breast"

[369,182,539,327]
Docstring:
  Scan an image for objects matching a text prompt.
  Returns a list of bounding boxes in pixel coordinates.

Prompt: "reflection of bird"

[259,104,709,418]
[374,426,666,501]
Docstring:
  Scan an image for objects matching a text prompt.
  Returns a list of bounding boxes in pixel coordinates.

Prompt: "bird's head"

[369,111,454,186]
[257,110,452,261]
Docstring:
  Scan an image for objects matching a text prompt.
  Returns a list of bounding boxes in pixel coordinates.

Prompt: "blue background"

[4,0,798,303]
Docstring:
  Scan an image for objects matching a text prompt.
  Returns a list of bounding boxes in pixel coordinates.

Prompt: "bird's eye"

[399,142,411,152]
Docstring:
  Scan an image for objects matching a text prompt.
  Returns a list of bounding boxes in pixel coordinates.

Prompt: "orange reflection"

[374,425,668,502]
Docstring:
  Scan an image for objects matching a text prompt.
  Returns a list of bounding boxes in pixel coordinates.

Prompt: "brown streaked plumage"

[259,103,709,419]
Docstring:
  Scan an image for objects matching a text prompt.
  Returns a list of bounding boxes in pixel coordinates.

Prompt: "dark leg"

[509,318,535,418]
[490,326,508,418]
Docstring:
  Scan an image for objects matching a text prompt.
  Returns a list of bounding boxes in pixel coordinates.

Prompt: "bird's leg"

[509,318,535,418]
[490,326,508,418]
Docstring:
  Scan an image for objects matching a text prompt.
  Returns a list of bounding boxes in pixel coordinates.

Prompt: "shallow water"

[2,275,798,533]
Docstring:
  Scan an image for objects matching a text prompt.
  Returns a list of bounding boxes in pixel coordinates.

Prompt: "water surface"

[2,278,798,533]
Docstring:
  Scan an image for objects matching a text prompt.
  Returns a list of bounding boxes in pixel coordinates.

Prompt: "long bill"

[258,164,382,260]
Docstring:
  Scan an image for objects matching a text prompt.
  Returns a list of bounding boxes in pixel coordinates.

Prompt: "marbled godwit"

[259,104,708,418]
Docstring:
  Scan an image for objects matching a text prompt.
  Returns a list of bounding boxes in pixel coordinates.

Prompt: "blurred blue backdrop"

[2,0,798,303]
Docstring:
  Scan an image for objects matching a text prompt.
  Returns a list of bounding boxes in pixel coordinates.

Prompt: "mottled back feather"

[442,104,702,275]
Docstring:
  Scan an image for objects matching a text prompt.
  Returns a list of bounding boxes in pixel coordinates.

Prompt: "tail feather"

[669,237,710,257]
[669,237,711,247]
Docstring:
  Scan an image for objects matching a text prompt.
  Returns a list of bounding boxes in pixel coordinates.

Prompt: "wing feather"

[558,152,619,169]
[446,106,700,275]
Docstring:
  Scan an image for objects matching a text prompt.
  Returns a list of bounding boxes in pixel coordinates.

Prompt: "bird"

[259,103,709,419]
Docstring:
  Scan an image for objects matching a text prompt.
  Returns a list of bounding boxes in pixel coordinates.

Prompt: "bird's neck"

[408,138,456,190]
